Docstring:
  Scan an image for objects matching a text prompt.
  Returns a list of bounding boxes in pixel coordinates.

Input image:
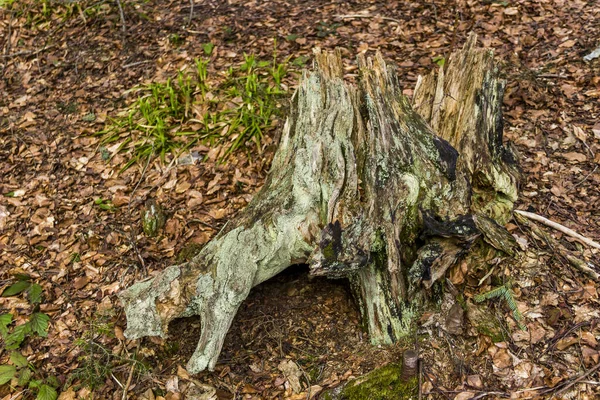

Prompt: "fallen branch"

[122,60,153,69]
[515,213,599,281]
[553,361,600,396]
[514,210,600,250]
[0,45,56,59]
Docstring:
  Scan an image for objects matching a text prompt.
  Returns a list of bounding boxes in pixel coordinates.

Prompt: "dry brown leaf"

[492,348,513,369]
[559,39,576,48]
[592,123,600,139]
[454,391,475,400]
[562,152,587,162]
[466,374,482,388]
[57,387,77,400]
[556,336,578,351]
[572,125,587,142]
[581,331,598,347]
[73,276,90,290]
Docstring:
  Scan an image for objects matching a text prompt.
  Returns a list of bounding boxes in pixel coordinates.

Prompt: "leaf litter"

[1,0,600,398]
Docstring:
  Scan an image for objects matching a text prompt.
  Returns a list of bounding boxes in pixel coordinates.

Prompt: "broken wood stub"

[120,34,520,373]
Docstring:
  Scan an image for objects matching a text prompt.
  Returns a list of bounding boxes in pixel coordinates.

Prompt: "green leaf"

[2,281,31,297]
[5,323,31,349]
[202,43,214,56]
[45,375,60,389]
[10,351,28,367]
[29,379,42,389]
[36,384,58,400]
[98,203,114,211]
[0,313,12,337]
[432,55,446,67]
[0,365,17,385]
[18,368,32,386]
[30,313,50,337]
[28,284,43,304]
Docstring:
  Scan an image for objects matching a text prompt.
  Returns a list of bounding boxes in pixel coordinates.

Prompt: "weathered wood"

[119,34,520,373]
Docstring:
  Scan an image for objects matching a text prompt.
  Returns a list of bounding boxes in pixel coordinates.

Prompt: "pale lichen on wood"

[120,34,520,373]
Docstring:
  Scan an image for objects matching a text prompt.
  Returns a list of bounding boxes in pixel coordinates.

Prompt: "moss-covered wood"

[119,33,519,373]
[322,363,418,400]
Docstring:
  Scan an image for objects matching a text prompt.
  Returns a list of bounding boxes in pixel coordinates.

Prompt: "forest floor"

[1,0,600,399]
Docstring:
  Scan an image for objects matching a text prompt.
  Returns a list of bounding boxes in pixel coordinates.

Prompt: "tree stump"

[119,34,520,373]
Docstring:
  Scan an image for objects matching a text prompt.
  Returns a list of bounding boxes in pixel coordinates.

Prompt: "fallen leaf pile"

[1,0,599,398]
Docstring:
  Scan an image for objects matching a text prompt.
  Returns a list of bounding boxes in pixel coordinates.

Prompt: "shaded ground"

[1,0,599,399]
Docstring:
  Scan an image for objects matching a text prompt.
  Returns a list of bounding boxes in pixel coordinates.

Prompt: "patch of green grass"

[94,197,115,212]
[69,311,148,391]
[169,33,184,46]
[98,47,294,171]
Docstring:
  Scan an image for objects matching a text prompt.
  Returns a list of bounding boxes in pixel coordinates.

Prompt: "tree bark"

[119,33,520,373]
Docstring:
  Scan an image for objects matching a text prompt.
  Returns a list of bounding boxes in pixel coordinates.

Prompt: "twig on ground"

[4,9,12,57]
[1,44,57,59]
[122,60,153,69]
[553,361,600,397]
[516,213,599,281]
[125,149,154,272]
[335,13,402,24]
[575,165,598,188]
[514,210,600,250]
[111,373,124,389]
[564,254,599,281]
[115,0,126,33]
[121,362,136,400]
[188,0,194,26]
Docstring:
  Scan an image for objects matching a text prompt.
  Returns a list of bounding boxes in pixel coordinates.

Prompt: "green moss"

[340,363,418,400]
[370,229,385,253]
[466,302,505,342]
[322,241,336,261]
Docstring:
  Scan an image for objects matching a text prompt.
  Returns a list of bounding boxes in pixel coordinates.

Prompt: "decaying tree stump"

[119,34,520,373]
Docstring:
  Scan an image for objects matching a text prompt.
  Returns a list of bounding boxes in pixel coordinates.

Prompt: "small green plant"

[57,101,78,115]
[474,281,526,330]
[315,21,341,38]
[70,312,147,390]
[98,47,294,170]
[70,252,81,263]
[202,42,214,56]
[0,276,57,400]
[0,0,16,8]
[432,55,446,67]
[169,33,184,46]
[292,55,309,68]
[94,198,115,211]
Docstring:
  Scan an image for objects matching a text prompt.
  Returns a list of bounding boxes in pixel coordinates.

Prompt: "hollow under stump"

[119,33,520,374]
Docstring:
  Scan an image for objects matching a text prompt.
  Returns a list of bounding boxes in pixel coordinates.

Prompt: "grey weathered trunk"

[119,34,519,373]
